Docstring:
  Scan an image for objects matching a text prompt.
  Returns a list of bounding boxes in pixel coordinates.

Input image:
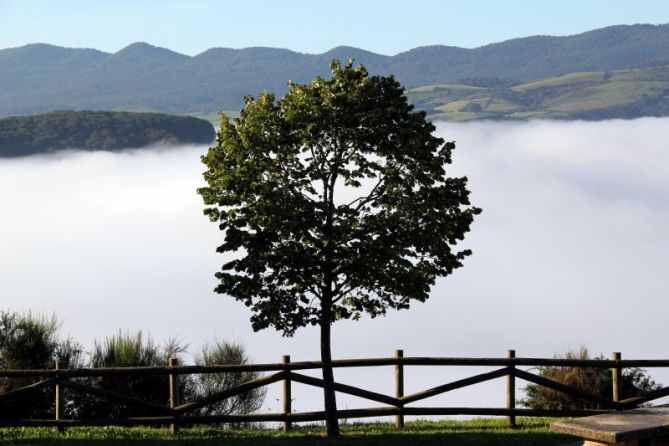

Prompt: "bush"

[192,339,266,417]
[521,346,661,411]
[79,331,173,418]
[0,312,265,421]
[0,311,83,419]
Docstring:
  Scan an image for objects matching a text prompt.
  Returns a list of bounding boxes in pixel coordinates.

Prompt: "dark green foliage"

[0,311,83,419]
[0,314,266,421]
[521,347,662,411]
[0,110,215,157]
[2,24,669,118]
[199,60,480,334]
[0,312,58,371]
[77,335,265,420]
[192,340,266,418]
[79,332,173,418]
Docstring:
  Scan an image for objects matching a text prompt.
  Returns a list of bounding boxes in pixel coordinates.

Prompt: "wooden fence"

[2,350,669,432]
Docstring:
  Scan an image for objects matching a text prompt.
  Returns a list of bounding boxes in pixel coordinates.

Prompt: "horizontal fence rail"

[5,358,669,378]
[0,350,667,432]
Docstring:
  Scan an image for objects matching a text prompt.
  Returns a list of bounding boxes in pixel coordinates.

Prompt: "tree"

[198,60,480,436]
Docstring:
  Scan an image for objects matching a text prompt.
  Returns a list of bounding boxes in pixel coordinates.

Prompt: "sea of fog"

[1,118,668,417]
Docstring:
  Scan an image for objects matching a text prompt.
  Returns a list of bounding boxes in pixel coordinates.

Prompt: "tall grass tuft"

[82,331,168,418]
[91,331,161,368]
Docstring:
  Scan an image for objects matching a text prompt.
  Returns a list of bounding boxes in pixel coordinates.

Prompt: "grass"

[410,64,669,121]
[409,84,487,94]
[406,85,490,110]
[427,111,491,121]
[545,81,669,111]
[434,99,470,112]
[511,71,606,92]
[484,99,522,112]
[608,66,669,82]
[509,111,566,119]
[0,418,575,445]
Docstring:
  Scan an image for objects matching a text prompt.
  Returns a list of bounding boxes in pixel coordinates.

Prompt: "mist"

[1,118,668,414]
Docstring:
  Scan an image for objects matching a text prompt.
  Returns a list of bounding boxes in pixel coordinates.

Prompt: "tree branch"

[345,176,385,211]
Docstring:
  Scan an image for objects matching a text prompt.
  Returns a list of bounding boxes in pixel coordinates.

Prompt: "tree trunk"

[320,311,340,437]
[321,172,339,437]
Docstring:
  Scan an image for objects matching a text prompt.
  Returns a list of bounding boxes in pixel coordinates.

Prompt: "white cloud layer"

[1,118,668,414]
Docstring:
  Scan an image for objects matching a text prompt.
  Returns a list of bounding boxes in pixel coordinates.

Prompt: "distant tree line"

[0,311,265,420]
[0,110,215,157]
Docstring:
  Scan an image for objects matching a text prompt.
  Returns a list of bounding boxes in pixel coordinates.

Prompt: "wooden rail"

[0,349,666,432]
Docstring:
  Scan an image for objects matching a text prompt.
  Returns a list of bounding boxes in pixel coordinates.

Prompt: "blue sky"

[1,0,668,55]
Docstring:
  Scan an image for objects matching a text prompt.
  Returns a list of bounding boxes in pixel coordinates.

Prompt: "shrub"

[192,339,266,417]
[521,346,661,411]
[0,312,265,421]
[80,331,170,418]
[0,311,82,419]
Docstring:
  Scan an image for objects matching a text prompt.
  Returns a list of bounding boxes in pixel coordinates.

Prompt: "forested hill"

[0,111,216,157]
[1,24,668,118]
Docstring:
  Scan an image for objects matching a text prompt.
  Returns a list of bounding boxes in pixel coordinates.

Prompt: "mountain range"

[1,24,669,120]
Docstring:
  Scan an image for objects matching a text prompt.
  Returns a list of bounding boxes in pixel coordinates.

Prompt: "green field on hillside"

[405,65,669,121]
[105,65,669,125]
[511,71,607,92]
[545,81,669,111]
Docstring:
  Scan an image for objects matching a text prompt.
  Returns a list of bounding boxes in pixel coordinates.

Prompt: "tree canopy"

[198,60,480,435]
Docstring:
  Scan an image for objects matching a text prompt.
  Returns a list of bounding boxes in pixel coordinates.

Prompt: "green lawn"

[0,418,575,445]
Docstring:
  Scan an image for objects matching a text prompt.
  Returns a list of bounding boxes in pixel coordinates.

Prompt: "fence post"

[168,358,180,435]
[395,349,404,429]
[612,352,622,407]
[283,355,292,432]
[507,349,516,428]
[54,359,64,433]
